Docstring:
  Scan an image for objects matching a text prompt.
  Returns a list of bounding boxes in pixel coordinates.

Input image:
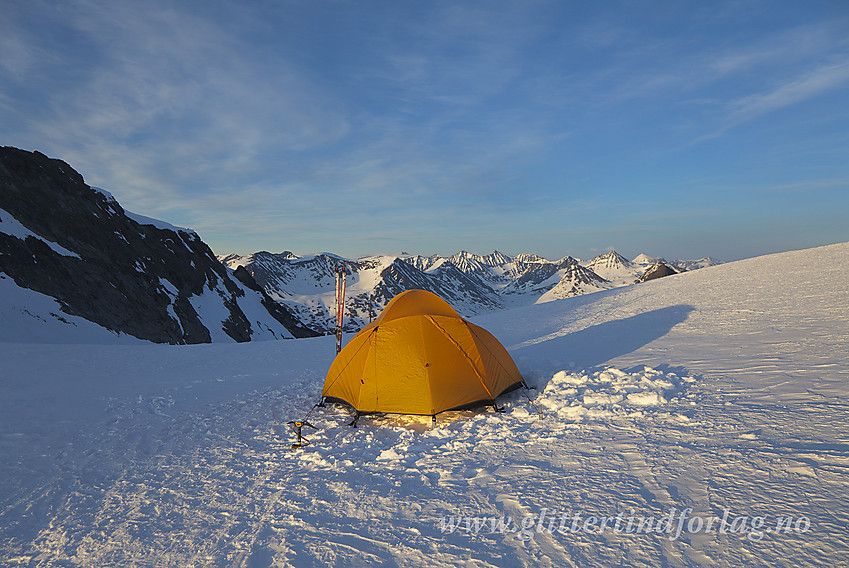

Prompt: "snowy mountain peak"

[409,255,443,272]
[536,261,611,303]
[587,250,634,270]
[444,250,514,272]
[480,250,514,266]
[446,250,487,273]
[515,253,549,263]
[633,253,666,265]
[671,257,722,271]
[555,255,579,268]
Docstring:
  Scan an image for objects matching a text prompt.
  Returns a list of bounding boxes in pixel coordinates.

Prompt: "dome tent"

[322,289,523,417]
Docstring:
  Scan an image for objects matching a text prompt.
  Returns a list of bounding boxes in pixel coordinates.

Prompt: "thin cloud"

[705,22,844,78]
[548,19,849,120]
[8,0,350,209]
[706,60,849,138]
[367,1,542,108]
[744,177,849,194]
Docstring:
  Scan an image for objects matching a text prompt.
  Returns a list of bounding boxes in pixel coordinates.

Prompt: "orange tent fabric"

[322,289,523,416]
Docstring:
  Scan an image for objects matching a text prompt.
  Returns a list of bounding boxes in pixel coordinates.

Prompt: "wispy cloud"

[706,59,849,138]
[535,17,849,134]
[7,1,349,202]
[371,2,542,106]
[705,21,844,77]
[740,177,849,194]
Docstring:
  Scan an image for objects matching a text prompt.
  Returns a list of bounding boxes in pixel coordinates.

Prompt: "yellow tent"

[322,289,523,416]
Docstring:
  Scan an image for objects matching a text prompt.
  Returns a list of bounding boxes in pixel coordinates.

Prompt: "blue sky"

[2,0,848,262]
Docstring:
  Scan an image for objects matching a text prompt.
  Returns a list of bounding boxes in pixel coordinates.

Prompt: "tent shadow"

[511,304,695,391]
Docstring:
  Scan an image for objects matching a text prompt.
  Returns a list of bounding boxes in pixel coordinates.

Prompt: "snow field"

[2,242,848,567]
[0,360,707,567]
[2,351,846,567]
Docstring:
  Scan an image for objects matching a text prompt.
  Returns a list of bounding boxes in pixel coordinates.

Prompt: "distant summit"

[514,253,549,264]
[479,250,513,267]
[587,250,634,271]
[583,251,639,286]
[538,260,611,302]
[447,250,489,273]
[633,253,666,265]
[671,257,721,271]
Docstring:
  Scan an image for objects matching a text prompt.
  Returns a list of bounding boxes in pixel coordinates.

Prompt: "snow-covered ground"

[1,242,847,567]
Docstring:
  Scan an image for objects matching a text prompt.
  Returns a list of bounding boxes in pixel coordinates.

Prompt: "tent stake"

[348,412,360,428]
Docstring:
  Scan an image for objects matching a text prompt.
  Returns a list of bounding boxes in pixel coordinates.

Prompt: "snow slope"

[1,242,847,567]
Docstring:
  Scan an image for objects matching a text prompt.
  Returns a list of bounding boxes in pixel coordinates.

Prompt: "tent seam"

[465,323,523,385]
[427,315,494,401]
[420,318,435,415]
[322,327,379,398]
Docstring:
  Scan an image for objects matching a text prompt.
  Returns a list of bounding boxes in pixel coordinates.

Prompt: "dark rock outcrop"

[0,147,314,343]
[635,262,679,283]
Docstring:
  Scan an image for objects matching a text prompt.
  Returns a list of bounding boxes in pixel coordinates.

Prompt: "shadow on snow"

[512,304,696,390]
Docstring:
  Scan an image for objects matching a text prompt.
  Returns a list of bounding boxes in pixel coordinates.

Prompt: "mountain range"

[219,249,720,335]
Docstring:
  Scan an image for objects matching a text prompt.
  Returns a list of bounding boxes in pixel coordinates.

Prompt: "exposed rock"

[0,147,313,343]
[635,262,679,283]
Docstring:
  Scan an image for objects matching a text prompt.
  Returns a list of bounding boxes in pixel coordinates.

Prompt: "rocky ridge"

[0,147,315,343]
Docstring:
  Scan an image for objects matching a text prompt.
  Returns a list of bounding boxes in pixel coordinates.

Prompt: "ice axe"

[287,420,317,449]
